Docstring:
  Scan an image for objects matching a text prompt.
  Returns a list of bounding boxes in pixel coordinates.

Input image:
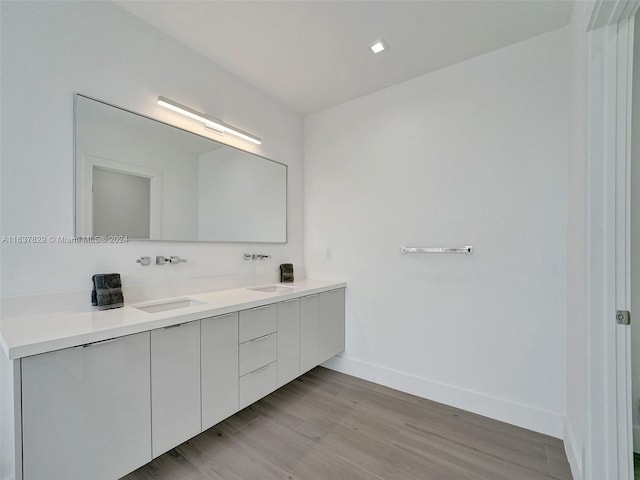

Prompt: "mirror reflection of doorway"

[78,154,162,239]
[92,167,151,238]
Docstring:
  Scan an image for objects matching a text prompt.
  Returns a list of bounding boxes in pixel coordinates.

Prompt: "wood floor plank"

[121,367,573,480]
[393,424,558,480]
[122,448,213,480]
[399,414,550,474]
[545,444,573,480]
[311,366,564,450]
[177,424,296,480]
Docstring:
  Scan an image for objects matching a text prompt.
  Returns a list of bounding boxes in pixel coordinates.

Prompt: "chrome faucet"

[136,256,151,266]
[243,253,272,261]
[156,255,187,265]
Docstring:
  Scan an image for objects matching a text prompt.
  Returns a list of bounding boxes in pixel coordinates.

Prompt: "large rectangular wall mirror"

[75,94,287,242]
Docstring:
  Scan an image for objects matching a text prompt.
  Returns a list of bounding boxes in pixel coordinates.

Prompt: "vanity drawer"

[239,304,277,343]
[239,333,277,376]
[239,361,277,409]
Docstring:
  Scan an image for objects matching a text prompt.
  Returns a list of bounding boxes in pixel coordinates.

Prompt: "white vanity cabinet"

[2,281,346,480]
[300,293,319,373]
[150,320,201,458]
[277,298,300,387]
[201,312,239,430]
[318,289,346,364]
[21,332,152,480]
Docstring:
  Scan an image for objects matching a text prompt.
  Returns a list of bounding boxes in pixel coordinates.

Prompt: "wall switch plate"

[325,246,333,260]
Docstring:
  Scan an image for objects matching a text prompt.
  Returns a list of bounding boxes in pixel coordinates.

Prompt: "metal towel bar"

[400,246,473,254]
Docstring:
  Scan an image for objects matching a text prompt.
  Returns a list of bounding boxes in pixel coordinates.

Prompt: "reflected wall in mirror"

[75,94,287,242]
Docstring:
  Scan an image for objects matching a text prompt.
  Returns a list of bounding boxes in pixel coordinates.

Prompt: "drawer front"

[239,332,277,376]
[239,304,277,343]
[239,362,277,409]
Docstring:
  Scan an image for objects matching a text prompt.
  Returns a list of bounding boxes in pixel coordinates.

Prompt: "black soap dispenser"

[280,263,294,283]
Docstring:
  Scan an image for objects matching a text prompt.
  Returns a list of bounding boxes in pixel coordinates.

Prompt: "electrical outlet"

[325,246,333,260]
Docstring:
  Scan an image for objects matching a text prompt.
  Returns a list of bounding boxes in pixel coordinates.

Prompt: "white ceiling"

[115,1,573,115]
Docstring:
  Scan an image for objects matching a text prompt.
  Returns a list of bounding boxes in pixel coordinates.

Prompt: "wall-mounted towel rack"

[400,246,473,254]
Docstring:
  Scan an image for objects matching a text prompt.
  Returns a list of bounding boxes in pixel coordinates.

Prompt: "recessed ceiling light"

[370,40,386,54]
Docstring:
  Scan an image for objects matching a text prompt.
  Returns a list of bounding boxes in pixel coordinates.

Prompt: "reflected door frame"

[76,154,162,238]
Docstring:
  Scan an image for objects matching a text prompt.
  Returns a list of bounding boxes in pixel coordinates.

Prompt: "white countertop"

[0,279,346,360]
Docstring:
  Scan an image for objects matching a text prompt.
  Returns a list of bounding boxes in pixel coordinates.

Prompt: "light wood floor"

[122,367,573,480]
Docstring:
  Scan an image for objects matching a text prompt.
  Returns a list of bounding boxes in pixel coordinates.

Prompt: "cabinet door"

[300,294,319,374]
[277,298,300,387]
[151,320,201,458]
[201,312,239,430]
[318,288,346,364]
[21,332,151,480]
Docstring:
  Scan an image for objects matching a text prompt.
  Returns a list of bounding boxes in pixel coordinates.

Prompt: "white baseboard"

[322,355,565,438]
[564,420,583,480]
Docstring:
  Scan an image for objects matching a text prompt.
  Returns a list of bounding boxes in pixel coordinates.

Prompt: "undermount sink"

[133,298,206,313]
[247,285,294,294]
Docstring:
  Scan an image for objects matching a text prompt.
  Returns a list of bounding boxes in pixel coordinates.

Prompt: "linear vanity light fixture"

[400,246,473,254]
[157,96,261,145]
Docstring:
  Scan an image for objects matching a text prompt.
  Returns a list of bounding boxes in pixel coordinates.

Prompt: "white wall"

[0,1,304,307]
[305,27,568,437]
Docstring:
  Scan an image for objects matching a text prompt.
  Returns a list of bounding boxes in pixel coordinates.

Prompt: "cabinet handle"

[251,305,271,311]
[163,320,196,329]
[282,298,298,304]
[304,294,318,299]
[75,338,118,349]
[250,333,272,343]
[250,363,271,375]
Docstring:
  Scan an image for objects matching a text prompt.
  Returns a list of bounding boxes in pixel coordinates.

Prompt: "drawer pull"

[304,294,318,299]
[250,333,271,343]
[251,305,271,311]
[75,338,118,349]
[282,298,298,304]
[250,363,271,375]
[163,320,196,329]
